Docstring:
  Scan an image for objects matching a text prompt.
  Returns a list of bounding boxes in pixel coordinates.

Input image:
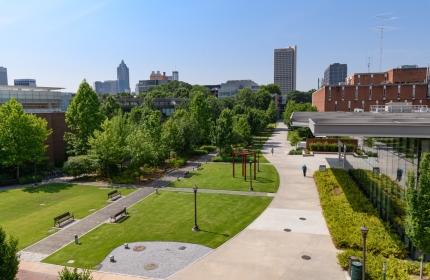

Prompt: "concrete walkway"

[170,122,347,280]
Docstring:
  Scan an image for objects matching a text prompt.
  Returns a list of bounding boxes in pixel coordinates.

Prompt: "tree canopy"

[0,226,19,279]
[285,89,316,104]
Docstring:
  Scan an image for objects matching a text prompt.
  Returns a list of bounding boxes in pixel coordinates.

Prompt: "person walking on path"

[396,167,403,181]
[271,148,274,156]
[302,164,307,177]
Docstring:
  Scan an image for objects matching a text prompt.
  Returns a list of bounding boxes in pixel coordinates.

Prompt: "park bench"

[110,208,127,223]
[0,179,19,187]
[54,212,74,227]
[107,190,121,200]
[183,171,189,178]
[196,164,202,170]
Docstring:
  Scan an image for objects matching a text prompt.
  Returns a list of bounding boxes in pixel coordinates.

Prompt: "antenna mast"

[369,13,400,72]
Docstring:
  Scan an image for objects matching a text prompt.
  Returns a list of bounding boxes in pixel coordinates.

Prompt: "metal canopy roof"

[290,112,430,138]
[0,85,64,91]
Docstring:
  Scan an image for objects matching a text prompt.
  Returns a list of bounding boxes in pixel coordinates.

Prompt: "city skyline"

[1,0,430,92]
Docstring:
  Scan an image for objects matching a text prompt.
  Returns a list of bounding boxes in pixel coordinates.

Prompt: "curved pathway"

[170,122,346,280]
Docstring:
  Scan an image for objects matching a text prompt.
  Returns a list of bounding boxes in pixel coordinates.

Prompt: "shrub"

[346,143,356,152]
[18,175,42,184]
[170,157,187,168]
[288,149,302,155]
[365,151,378,157]
[58,267,93,280]
[200,145,217,152]
[323,141,329,151]
[63,155,96,177]
[313,168,406,258]
[0,174,13,181]
[356,149,364,155]
[193,149,208,156]
[0,226,19,280]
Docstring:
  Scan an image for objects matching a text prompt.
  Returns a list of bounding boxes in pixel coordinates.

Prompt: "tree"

[174,87,190,98]
[162,118,182,160]
[289,131,302,148]
[285,89,316,104]
[0,226,19,279]
[206,95,222,122]
[235,87,254,107]
[219,97,236,110]
[190,85,212,98]
[247,108,267,135]
[211,109,234,155]
[65,79,105,156]
[363,137,375,150]
[232,115,252,145]
[0,98,52,178]
[114,92,133,99]
[190,92,212,143]
[266,100,278,123]
[101,95,121,120]
[259,84,281,95]
[282,100,317,140]
[254,89,272,110]
[172,110,200,156]
[406,152,430,279]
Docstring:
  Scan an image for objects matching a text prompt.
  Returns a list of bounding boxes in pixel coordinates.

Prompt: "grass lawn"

[168,162,279,193]
[0,183,135,250]
[43,191,272,269]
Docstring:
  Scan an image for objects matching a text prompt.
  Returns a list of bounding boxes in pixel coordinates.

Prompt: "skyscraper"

[172,71,179,81]
[117,60,130,93]
[274,46,297,95]
[324,63,347,86]
[0,67,8,85]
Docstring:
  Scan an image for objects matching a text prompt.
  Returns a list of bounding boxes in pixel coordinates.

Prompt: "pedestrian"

[302,164,307,177]
[271,148,274,156]
[396,168,403,182]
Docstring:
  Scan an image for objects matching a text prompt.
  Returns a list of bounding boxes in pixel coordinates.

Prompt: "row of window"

[328,85,430,101]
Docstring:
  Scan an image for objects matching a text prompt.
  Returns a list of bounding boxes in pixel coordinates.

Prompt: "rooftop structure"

[218,80,259,98]
[14,79,36,87]
[0,67,8,85]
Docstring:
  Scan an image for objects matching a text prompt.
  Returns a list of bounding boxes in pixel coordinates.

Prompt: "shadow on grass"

[254,177,274,183]
[200,229,230,237]
[22,183,74,193]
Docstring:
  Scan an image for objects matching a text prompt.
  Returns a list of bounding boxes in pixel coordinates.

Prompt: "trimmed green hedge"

[309,141,355,152]
[288,149,302,155]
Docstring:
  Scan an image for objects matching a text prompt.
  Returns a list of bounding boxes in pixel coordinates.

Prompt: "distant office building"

[274,45,297,95]
[324,63,347,86]
[204,85,220,96]
[0,67,7,85]
[93,80,118,95]
[137,79,168,93]
[150,71,169,81]
[117,60,130,93]
[14,79,36,87]
[218,80,259,98]
[172,71,179,81]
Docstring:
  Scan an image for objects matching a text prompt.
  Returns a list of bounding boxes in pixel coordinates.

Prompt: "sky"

[1,0,430,92]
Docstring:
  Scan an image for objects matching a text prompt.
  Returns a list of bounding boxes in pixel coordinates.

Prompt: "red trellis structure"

[232,151,256,181]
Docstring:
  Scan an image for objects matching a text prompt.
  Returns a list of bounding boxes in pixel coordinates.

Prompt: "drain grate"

[178,246,186,250]
[301,255,311,260]
[144,263,158,270]
[299,217,306,220]
[283,229,292,232]
[133,245,146,252]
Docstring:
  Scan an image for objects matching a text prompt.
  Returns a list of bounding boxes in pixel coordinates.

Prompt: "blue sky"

[1,0,429,92]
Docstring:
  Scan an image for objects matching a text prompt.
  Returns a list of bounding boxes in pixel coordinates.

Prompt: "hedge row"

[309,141,355,152]
[313,168,406,258]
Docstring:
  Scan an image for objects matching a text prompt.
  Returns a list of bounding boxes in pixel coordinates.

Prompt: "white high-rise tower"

[274,46,296,95]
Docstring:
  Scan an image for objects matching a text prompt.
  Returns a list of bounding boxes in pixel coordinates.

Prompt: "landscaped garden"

[313,168,430,279]
[0,183,135,250]
[168,162,280,193]
[42,191,273,269]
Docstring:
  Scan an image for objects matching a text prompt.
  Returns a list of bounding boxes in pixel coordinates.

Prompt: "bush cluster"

[288,149,302,155]
[365,151,378,157]
[18,175,42,184]
[309,141,355,152]
[170,157,187,168]
[349,169,406,230]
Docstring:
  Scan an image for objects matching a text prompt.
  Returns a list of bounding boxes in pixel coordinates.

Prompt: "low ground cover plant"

[288,149,302,155]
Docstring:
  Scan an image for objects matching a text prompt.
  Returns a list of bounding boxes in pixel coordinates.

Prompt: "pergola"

[232,151,256,181]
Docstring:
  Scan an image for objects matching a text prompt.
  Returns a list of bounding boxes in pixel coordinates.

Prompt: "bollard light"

[110,255,115,262]
[360,225,369,280]
[156,187,159,195]
[74,234,78,244]
[124,243,129,249]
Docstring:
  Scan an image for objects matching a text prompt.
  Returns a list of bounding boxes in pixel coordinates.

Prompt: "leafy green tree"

[233,115,252,145]
[190,92,212,143]
[0,98,52,178]
[254,89,272,110]
[0,226,19,279]
[286,89,316,104]
[162,118,182,160]
[206,95,222,122]
[155,80,192,94]
[219,97,236,110]
[145,89,169,99]
[114,92,133,99]
[235,87,254,107]
[363,137,375,149]
[135,92,146,98]
[259,84,281,95]
[266,100,278,123]
[173,110,200,156]
[211,109,234,155]
[282,100,316,140]
[174,88,190,98]
[190,85,212,98]
[247,108,267,135]
[289,131,302,148]
[65,79,105,156]
[406,153,430,279]
[101,95,121,120]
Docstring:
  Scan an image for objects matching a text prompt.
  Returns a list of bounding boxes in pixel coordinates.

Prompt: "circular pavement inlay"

[284,229,292,232]
[133,245,146,252]
[47,229,55,232]
[301,255,311,260]
[299,217,306,220]
[144,263,158,271]
[178,246,186,250]
[40,204,45,206]
[89,209,96,212]
[67,260,75,263]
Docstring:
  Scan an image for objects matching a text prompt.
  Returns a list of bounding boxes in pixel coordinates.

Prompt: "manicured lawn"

[168,162,279,193]
[0,183,136,250]
[43,191,272,269]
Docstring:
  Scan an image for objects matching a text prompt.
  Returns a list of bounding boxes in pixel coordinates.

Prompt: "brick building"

[313,66,430,112]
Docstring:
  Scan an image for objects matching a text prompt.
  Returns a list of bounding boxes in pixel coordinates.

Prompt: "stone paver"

[170,122,347,280]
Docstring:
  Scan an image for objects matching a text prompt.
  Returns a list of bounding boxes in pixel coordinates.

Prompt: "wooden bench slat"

[53,212,74,227]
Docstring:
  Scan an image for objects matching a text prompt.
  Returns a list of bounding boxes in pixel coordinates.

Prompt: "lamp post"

[257,150,260,172]
[33,158,37,176]
[249,160,253,191]
[360,226,369,280]
[192,185,200,231]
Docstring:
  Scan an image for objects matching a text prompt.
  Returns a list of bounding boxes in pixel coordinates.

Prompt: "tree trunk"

[420,253,424,279]
[16,165,19,179]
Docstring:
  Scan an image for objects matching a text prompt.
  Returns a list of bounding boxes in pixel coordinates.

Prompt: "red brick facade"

[313,67,430,112]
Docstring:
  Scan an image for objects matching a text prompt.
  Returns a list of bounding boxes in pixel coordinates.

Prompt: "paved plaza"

[16,122,349,279]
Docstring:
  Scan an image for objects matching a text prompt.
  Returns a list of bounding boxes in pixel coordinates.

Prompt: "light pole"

[249,160,253,191]
[33,158,37,176]
[192,185,200,231]
[360,226,369,280]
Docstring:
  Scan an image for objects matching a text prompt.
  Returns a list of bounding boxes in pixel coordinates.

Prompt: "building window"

[383,85,386,100]
[348,101,351,112]
[398,85,401,100]
[371,74,374,84]
[362,100,365,110]
[427,84,430,99]
[420,100,422,105]
[413,85,416,99]
[376,100,379,106]
[358,75,361,85]
[384,73,387,83]
[355,86,358,100]
[328,87,331,101]
[342,86,345,100]
[369,86,372,100]
[335,101,338,112]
